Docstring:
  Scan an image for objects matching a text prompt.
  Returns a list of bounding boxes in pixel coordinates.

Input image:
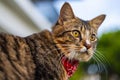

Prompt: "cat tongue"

[61,56,79,77]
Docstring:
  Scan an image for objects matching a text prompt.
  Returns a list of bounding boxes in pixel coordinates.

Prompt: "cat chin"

[67,55,92,62]
[68,51,93,62]
[64,49,94,62]
[79,56,92,62]
[79,53,93,62]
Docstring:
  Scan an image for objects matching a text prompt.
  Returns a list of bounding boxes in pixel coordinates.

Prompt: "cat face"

[52,3,106,62]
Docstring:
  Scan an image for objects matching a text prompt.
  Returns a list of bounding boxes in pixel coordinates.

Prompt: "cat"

[0,2,106,80]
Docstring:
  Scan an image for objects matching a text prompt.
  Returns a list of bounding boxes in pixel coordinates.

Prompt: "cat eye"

[90,34,96,41]
[72,30,80,37]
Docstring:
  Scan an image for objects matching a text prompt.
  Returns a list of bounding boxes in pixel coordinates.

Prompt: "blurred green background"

[70,30,120,80]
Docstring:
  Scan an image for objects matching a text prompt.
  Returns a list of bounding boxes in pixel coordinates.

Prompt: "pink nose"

[84,43,91,49]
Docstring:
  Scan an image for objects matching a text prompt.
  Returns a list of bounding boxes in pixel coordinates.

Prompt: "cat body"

[0,31,66,80]
[0,2,106,80]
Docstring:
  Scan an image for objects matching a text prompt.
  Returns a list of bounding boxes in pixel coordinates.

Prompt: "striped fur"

[0,30,66,80]
[0,2,105,80]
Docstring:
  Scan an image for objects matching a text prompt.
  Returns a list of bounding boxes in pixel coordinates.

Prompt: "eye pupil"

[73,31,79,37]
[90,34,96,41]
[75,32,77,35]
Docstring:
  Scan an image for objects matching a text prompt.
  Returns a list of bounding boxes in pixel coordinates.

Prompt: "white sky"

[54,0,120,36]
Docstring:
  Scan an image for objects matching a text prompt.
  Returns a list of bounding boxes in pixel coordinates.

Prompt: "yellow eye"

[72,30,79,37]
[90,34,96,41]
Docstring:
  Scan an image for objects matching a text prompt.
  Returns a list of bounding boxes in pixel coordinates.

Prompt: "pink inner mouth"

[61,56,79,78]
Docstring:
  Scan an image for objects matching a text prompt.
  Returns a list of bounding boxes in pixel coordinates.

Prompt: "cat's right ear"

[52,2,75,36]
[58,2,75,25]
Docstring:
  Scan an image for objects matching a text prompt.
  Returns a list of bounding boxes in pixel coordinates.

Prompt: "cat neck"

[61,56,79,78]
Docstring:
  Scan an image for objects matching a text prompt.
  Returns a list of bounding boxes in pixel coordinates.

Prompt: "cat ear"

[58,2,75,25]
[89,14,106,29]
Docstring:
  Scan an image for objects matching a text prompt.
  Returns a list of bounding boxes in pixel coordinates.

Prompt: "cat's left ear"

[89,14,106,30]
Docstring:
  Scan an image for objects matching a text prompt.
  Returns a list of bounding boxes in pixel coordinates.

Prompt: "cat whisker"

[94,51,109,66]
[93,52,105,70]
[93,52,108,80]
[54,42,72,47]
[94,53,107,67]
[92,56,101,73]
[95,50,111,68]
[92,56,103,73]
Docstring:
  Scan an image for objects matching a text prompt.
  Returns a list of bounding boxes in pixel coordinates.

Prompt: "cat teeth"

[80,47,87,53]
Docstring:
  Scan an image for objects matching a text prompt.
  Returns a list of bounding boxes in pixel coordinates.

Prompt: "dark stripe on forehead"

[84,21,90,29]
[81,21,91,31]
[80,22,86,32]
[86,22,91,30]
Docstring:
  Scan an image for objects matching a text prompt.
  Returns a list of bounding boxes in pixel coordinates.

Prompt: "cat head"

[52,2,106,62]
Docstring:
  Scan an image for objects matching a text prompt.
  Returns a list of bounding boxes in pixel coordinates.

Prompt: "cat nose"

[84,43,91,49]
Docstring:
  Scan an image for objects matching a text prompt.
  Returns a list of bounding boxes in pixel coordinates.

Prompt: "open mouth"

[61,56,79,77]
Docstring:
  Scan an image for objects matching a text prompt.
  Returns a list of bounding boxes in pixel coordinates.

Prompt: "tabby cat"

[0,2,106,80]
